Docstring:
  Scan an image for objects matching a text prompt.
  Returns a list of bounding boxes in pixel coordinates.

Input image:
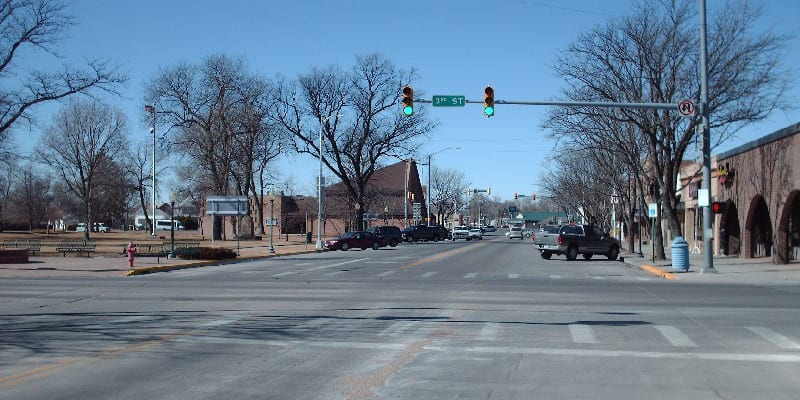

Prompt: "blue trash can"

[671,236,689,271]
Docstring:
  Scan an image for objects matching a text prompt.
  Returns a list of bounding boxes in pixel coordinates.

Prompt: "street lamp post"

[145,104,156,237]
[269,192,276,254]
[426,147,460,226]
[168,192,176,258]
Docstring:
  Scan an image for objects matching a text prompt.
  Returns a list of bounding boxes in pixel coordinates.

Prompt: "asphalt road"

[2,232,800,399]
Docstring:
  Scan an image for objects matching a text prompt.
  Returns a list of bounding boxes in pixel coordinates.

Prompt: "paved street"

[2,232,800,399]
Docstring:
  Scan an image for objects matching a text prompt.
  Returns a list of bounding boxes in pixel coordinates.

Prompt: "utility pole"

[699,0,715,273]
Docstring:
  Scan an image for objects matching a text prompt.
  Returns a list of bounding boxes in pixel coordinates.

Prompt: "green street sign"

[432,95,466,107]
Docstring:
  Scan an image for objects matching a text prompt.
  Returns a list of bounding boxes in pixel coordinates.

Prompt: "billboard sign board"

[206,196,249,216]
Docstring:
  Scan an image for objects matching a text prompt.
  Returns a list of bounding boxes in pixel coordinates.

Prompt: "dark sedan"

[324,231,386,251]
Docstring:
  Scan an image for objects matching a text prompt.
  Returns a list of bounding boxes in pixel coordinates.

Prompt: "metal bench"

[1,239,42,255]
[56,241,97,257]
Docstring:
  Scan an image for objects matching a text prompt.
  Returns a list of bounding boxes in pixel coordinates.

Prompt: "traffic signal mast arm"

[413,98,682,111]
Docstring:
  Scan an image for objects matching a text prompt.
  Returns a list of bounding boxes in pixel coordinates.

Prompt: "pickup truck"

[532,224,620,261]
[451,226,470,240]
[401,224,449,242]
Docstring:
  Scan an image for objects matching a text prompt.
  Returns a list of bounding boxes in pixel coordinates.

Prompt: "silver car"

[508,226,523,239]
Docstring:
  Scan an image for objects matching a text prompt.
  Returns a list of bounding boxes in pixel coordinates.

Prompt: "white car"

[508,226,524,239]
[468,228,483,240]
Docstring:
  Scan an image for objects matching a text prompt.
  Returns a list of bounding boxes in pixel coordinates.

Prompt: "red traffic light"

[711,201,727,214]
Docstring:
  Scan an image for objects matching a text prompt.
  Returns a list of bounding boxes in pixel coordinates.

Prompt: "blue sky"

[12,0,800,202]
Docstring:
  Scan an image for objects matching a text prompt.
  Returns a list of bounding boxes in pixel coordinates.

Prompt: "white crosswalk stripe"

[478,323,500,341]
[508,274,519,279]
[464,272,477,279]
[376,270,396,277]
[550,275,562,279]
[569,324,597,344]
[421,271,438,278]
[654,325,697,347]
[746,327,800,350]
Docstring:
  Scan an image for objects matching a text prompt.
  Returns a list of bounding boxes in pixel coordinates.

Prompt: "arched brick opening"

[720,200,740,256]
[744,195,772,258]
[775,190,800,264]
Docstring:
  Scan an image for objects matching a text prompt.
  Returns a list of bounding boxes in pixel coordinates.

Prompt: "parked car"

[483,225,497,232]
[532,223,620,260]
[93,223,111,233]
[401,224,449,242]
[508,226,523,239]
[523,228,533,238]
[324,231,386,251]
[75,223,88,232]
[366,226,402,247]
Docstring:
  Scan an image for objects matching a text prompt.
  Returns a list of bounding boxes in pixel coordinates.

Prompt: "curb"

[125,248,326,276]
[640,264,677,280]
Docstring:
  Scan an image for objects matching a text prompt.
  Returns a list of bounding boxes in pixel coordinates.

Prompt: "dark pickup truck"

[401,224,450,242]
[532,224,620,261]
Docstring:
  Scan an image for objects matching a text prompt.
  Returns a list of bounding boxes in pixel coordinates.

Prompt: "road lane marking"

[654,325,697,347]
[421,271,438,278]
[478,323,500,341]
[569,324,597,344]
[401,242,488,269]
[464,272,477,279]
[325,270,346,276]
[550,275,562,279]
[376,270,397,277]
[272,271,296,277]
[508,274,519,279]
[380,320,419,336]
[746,327,800,350]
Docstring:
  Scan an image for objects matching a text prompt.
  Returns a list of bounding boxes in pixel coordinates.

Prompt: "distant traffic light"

[402,86,414,116]
[514,192,518,200]
[483,86,494,117]
[711,201,726,214]
[532,193,536,200]
[407,191,415,201]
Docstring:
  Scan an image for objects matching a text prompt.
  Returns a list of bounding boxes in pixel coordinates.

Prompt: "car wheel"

[566,245,578,261]
[372,242,380,250]
[389,239,398,247]
[583,253,593,260]
[541,251,552,260]
[341,243,349,251]
[607,246,619,261]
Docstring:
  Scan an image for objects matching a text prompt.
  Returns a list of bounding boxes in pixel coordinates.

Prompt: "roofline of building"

[717,121,800,160]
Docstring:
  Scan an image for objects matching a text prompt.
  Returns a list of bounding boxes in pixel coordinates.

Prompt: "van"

[155,220,184,231]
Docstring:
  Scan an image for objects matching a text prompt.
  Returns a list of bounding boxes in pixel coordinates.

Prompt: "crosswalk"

[186,313,800,358]
[266,268,652,281]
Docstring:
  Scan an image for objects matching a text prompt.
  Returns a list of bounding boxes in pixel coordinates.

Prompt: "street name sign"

[432,95,466,107]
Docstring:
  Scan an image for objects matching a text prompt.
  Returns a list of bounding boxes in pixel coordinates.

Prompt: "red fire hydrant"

[127,242,137,269]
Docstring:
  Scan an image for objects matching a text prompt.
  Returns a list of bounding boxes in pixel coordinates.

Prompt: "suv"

[401,224,449,242]
[508,226,523,239]
[366,226,402,247]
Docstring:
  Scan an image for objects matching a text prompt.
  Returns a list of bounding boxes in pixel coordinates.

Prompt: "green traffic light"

[403,105,413,116]
[484,106,494,116]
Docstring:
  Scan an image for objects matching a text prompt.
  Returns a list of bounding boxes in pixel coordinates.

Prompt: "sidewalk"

[0,240,322,278]
[621,251,800,285]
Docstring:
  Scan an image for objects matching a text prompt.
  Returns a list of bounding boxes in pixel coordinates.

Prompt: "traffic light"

[402,86,414,116]
[532,193,536,200]
[483,86,494,117]
[711,201,726,214]
[407,191,415,201]
[467,188,472,196]
[514,192,518,200]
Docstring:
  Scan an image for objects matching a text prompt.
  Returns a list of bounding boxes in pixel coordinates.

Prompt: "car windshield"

[543,226,560,234]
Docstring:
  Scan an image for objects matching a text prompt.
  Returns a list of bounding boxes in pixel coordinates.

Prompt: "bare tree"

[0,0,126,147]
[9,163,51,231]
[271,54,436,230]
[546,0,792,258]
[145,54,283,239]
[37,99,127,240]
[430,166,469,226]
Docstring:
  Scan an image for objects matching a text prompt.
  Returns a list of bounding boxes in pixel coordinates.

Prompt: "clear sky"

[11,0,800,202]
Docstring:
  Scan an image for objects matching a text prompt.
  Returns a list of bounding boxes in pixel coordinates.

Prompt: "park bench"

[1,239,42,255]
[121,243,167,262]
[56,241,97,257]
